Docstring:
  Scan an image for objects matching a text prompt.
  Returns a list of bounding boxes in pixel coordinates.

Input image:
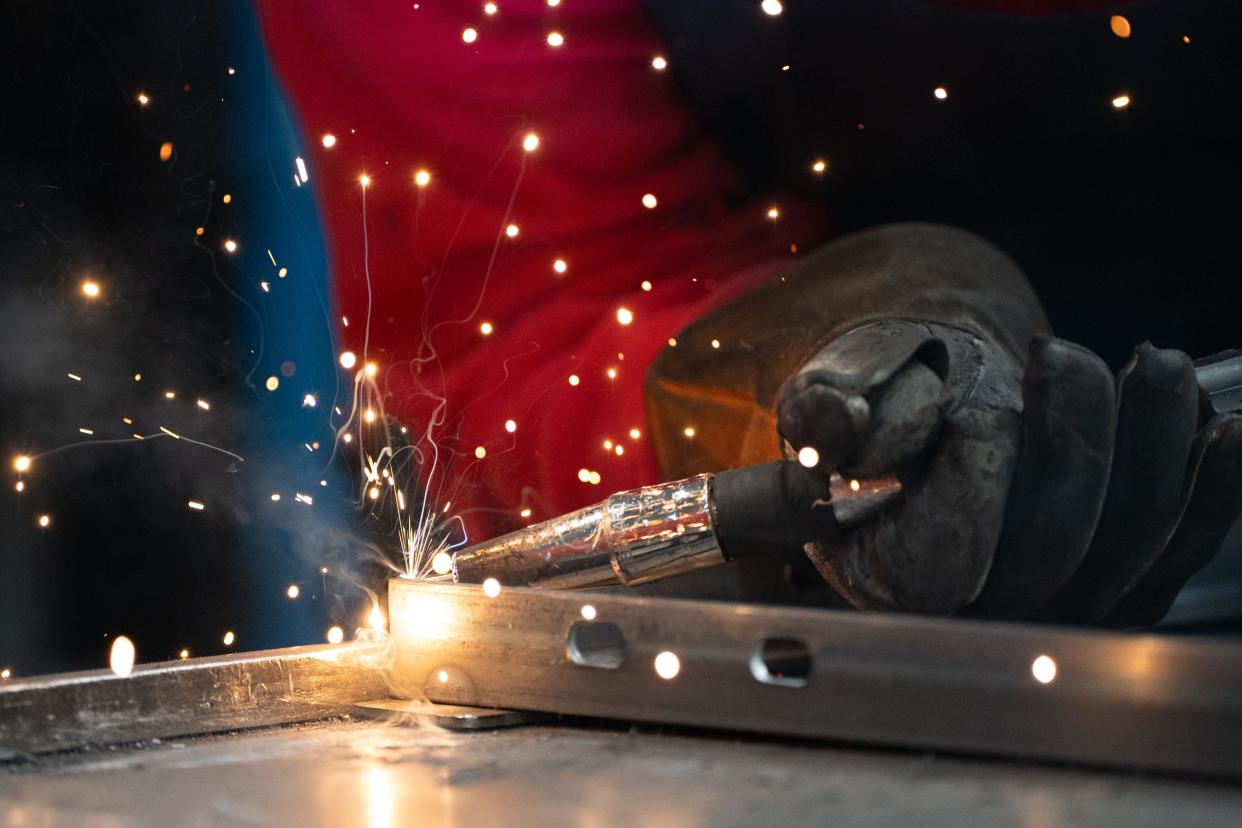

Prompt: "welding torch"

[451,349,1242,590]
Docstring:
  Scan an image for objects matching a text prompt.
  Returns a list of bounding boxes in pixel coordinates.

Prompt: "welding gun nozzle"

[451,461,901,590]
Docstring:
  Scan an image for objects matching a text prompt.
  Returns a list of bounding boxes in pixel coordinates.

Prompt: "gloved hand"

[777,322,1242,624]
[646,222,1242,625]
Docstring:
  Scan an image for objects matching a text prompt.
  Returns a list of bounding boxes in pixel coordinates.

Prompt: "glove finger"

[805,401,1022,614]
[969,336,1115,619]
[776,321,950,473]
[1038,343,1199,623]
[1102,414,1242,627]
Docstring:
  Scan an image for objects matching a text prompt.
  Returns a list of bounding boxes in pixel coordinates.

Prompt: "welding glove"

[646,223,1242,624]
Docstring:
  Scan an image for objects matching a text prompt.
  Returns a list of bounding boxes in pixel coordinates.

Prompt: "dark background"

[2,0,1241,677]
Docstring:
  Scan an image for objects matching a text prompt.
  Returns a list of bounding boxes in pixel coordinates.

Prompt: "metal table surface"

[4,717,1241,827]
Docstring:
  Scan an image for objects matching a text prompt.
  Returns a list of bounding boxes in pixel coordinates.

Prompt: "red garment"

[259,0,820,538]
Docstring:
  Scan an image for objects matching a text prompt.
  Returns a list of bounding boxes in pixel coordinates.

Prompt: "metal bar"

[389,579,1242,779]
[0,642,389,758]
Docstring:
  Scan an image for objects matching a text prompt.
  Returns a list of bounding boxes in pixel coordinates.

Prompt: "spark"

[484,2,498,13]
[223,631,235,646]
[553,258,568,274]
[480,321,494,335]
[164,390,175,399]
[134,374,142,381]
[654,650,681,679]
[78,427,94,435]
[327,626,345,644]
[13,455,31,473]
[668,337,678,347]
[934,86,949,100]
[343,433,353,443]
[364,409,377,426]
[603,439,614,450]
[767,206,780,220]
[359,173,371,188]
[522,132,540,152]
[606,367,617,380]
[437,670,449,683]
[547,0,560,6]
[67,373,82,381]
[462,27,478,43]
[578,468,591,482]
[616,307,634,325]
[547,31,564,47]
[265,376,280,391]
[588,471,602,485]
[364,362,378,377]
[505,223,520,238]
[504,419,517,433]
[81,280,101,298]
[295,492,314,505]
[196,399,210,410]
[414,169,431,187]
[260,281,270,292]
[271,493,281,501]
[1031,654,1057,684]
[1112,94,1131,109]
[286,584,300,599]
[711,339,721,349]
[1110,15,1131,38]
[321,133,337,148]
[159,142,173,162]
[614,444,624,456]
[580,604,597,620]
[15,481,24,492]
[369,486,380,500]
[224,239,238,253]
[109,636,135,677]
[850,479,861,492]
[278,267,288,278]
[1183,35,1191,44]
[38,514,50,528]
[812,159,827,174]
[302,393,317,407]
[223,193,232,205]
[228,66,236,75]
[187,500,205,510]
[369,602,386,631]
[482,578,502,598]
[136,92,150,106]
[629,428,641,439]
[568,374,580,386]
[474,446,487,459]
[683,426,696,438]
[0,669,9,679]
[195,227,204,236]
[432,551,453,575]
[179,649,189,659]
[651,55,668,71]
[520,507,532,518]
[797,446,819,467]
[295,156,309,183]
[761,0,782,16]
[339,350,357,369]
[641,193,658,209]
[640,280,653,292]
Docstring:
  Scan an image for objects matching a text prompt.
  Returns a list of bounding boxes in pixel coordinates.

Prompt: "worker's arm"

[645,223,1242,624]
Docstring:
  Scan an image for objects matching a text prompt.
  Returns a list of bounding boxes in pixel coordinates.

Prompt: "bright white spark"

[580,604,597,620]
[642,193,658,209]
[339,351,357,369]
[798,446,820,468]
[654,650,681,679]
[295,156,309,183]
[81,280,101,298]
[109,636,135,677]
[934,86,949,100]
[616,307,634,325]
[286,584,300,599]
[522,132,540,152]
[651,55,668,71]
[504,419,517,433]
[761,0,782,16]
[482,578,502,598]
[188,500,205,511]
[322,133,337,148]
[462,27,478,43]
[327,626,344,644]
[1032,655,1057,684]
